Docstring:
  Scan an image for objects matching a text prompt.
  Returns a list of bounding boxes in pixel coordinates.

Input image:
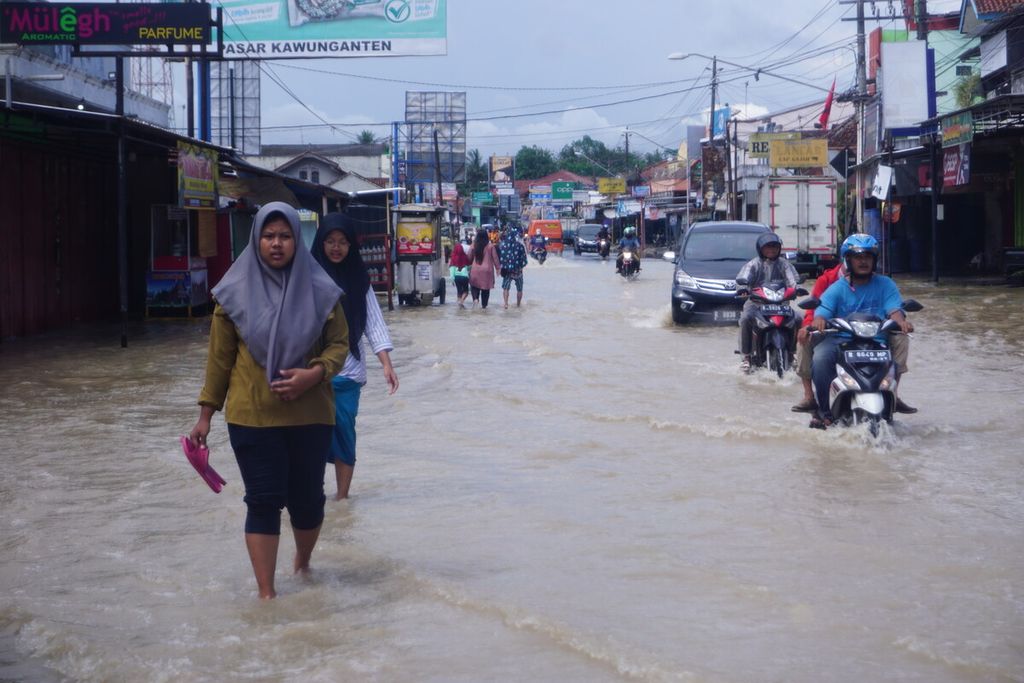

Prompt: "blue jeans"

[810,335,843,419]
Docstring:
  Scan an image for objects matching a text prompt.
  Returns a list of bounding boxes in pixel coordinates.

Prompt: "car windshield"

[682,231,761,261]
[577,225,602,239]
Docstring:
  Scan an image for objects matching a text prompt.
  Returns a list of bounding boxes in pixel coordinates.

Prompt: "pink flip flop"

[180,436,226,493]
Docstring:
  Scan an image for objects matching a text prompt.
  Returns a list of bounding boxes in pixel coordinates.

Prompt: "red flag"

[818,77,836,130]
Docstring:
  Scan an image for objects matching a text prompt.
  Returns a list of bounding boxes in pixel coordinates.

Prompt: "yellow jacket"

[198,302,349,427]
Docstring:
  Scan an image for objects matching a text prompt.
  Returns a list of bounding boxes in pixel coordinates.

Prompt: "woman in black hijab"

[311,213,399,499]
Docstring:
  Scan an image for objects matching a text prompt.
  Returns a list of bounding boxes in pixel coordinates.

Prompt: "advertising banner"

[598,177,626,195]
[631,185,650,197]
[472,191,493,203]
[177,142,218,210]
[943,143,971,187]
[489,155,514,184]
[871,164,894,200]
[219,0,446,59]
[769,139,828,168]
[941,112,973,148]
[395,220,434,256]
[1,2,209,45]
[551,181,576,200]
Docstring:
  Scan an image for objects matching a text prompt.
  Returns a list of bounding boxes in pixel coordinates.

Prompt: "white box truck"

[757,176,838,274]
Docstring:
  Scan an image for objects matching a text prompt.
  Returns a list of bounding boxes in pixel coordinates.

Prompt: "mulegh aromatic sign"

[0,2,209,45]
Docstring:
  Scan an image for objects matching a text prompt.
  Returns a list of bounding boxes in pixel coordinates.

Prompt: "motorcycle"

[598,238,611,259]
[799,297,923,435]
[530,246,547,265]
[736,279,806,377]
[619,250,640,279]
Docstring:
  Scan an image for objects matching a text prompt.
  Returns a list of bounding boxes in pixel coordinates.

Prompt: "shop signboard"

[177,142,218,209]
[472,191,494,203]
[941,112,973,148]
[631,185,650,197]
[942,143,971,187]
[598,177,626,195]
[749,132,801,159]
[218,0,446,58]
[0,2,209,45]
[395,220,434,256]
[551,181,576,200]
[769,139,828,168]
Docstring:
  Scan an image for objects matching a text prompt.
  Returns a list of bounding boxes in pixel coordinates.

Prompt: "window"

[956,65,973,77]
[299,170,308,180]
[311,170,320,183]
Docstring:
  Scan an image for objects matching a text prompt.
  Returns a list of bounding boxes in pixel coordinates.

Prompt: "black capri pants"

[227,423,331,535]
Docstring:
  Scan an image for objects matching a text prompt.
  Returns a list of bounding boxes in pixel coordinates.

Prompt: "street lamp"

[571,147,616,177]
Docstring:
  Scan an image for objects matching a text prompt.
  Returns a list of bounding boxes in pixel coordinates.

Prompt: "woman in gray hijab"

[188,202,349,600]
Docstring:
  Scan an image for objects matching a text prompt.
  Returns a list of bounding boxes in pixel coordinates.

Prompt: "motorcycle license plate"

[713,309,739,322]
[845,349,891,363]
[759,305,789,315]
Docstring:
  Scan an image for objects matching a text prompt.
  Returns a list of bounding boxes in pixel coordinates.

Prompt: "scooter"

[618,250,640,279]
[799,297,923,435]
[737,279,806,377]
[598,238,611,260]
[530,246,547,265]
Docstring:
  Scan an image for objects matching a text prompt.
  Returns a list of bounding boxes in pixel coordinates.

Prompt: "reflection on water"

[1,262,1022,682]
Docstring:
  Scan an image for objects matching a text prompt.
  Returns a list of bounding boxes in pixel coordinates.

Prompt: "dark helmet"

[756,232,783,258]
[842,233,879,271]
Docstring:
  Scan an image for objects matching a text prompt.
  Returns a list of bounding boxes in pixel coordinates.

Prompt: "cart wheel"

[437,279,446,305]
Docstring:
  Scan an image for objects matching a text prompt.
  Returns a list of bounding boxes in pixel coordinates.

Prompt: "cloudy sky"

[183,0,965,158]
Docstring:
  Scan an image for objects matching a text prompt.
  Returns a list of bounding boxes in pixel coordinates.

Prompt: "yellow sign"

[396,221,435,256]
[598,177,626,194]
[769,139,828,168]
[748,132,801,159]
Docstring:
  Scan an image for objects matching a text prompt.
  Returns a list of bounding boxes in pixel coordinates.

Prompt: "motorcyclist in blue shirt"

[809,233,915,428]
[529,228,547,254]
[616,226,641,273]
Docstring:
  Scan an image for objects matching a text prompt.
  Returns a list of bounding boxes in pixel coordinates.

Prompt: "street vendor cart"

[394,203,446,306]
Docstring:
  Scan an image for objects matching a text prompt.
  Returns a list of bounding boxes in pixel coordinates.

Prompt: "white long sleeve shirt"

[337,288,393,385]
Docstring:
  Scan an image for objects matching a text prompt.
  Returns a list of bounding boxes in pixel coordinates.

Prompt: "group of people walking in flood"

[450,224,530,309]
[187,202,398,600]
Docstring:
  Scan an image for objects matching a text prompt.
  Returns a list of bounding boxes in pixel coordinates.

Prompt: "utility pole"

[725,118,733,219]
[855,0,866,235]
[708,56,717,216]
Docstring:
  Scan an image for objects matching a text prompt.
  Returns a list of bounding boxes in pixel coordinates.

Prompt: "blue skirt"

[327,376,362,466]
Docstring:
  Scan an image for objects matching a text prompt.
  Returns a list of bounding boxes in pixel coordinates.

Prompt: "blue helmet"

[841,233,879,269]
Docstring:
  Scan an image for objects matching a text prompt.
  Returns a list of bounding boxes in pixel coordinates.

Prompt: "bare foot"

[258,590,277,600]
[334,492,348,501]
[504,303,509,309]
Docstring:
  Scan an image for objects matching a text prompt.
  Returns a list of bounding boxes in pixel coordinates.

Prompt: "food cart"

[393,204,446,306]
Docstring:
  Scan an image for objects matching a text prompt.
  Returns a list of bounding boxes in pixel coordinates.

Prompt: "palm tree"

[357,130,376,145]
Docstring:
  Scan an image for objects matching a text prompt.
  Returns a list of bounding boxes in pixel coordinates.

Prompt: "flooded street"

[1,255,1023,683]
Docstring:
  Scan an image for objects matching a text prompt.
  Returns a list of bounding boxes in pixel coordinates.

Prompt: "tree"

[514,145,557,180]
[459,148,489,195]
[357,130,376,145]
[953,73,983,108]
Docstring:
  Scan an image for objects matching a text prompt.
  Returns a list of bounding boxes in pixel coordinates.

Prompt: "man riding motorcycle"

[615,226,641,273]
[735,232,799,373]
[529,228,548,257]
[808,233,915,428]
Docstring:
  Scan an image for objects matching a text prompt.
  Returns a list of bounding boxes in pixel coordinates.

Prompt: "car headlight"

[850,321,881,338]
[675,269,697,288]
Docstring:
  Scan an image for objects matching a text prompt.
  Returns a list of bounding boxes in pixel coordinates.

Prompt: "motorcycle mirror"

[902,299,924,313]
[796,287,809,296]
[735,277,748,286]
[662,251,676,262]
[797,297,820,310]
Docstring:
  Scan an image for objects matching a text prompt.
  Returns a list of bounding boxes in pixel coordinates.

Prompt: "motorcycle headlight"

[763,288,783,302]
[850,320,881,338]
[675,269,697,288]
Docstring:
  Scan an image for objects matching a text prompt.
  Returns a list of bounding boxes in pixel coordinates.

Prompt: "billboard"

[598,177,626,195]
[490,156,514,184]
[881,41,929,129]
[749,132,801,159]
[178,142,218,209]
[0,2,209,45]
[218,0,446,58]
[404,91,465,184]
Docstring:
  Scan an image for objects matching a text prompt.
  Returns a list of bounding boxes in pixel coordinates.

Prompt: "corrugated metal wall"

[1,139,118,339]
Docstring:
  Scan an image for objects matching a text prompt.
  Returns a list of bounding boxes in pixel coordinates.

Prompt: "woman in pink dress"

[468,228,501,309]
